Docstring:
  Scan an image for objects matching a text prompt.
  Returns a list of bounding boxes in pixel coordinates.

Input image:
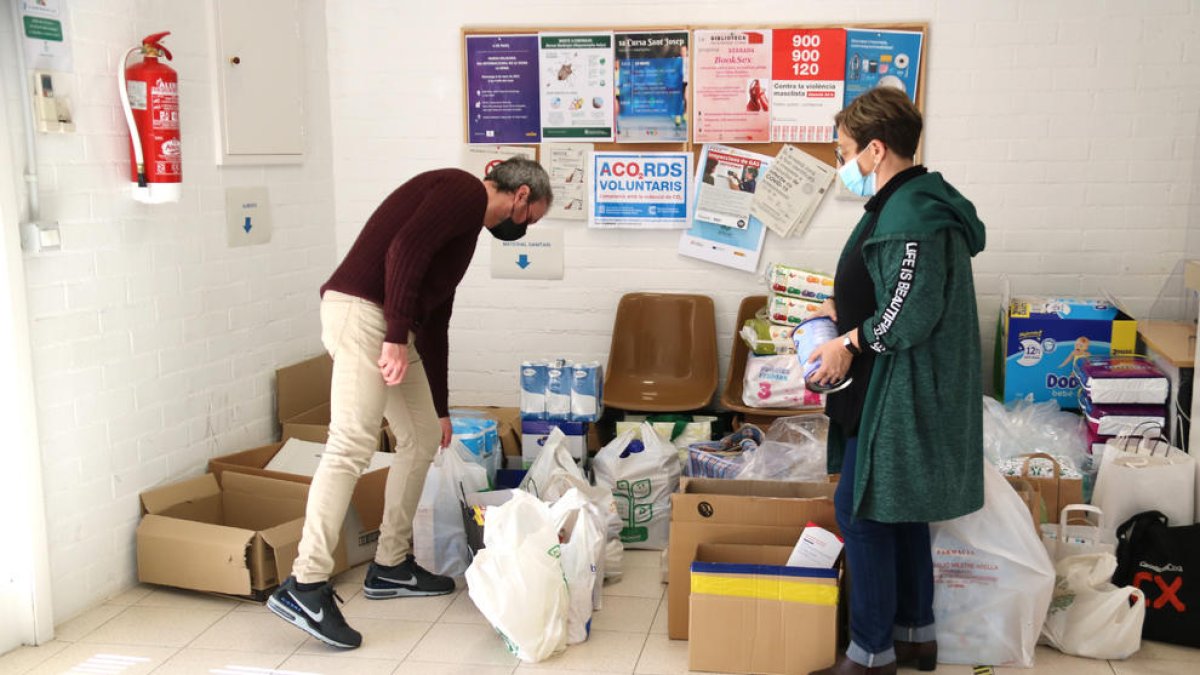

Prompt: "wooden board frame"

[461,23,929,168]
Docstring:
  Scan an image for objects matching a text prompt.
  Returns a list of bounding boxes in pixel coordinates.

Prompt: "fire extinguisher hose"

[117,46,147,188]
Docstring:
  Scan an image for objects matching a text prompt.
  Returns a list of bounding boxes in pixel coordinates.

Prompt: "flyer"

[590,152,692,229]
[843,29,923,108]
[465,34,541,144]
[539,32,615,142]
[460,145,537,179]
[694,145,765,229]
[770,29,846,143]
[614,31,689,143]
[546,143,591,220]
[19,0,72,72]
[679,145,772,272]
[750,144,836,238]
[692,30,773,144]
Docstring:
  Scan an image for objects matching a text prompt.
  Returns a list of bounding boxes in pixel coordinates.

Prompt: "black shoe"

[363,555,456,599]
[267,577,362,649]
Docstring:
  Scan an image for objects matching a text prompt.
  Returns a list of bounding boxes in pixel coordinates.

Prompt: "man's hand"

[439,417,453,448]
[379,342,409,386]
[807,333,855,387]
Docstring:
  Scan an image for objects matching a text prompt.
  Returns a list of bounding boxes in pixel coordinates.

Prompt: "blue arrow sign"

[517,254,531,269]
[243,217,253,233]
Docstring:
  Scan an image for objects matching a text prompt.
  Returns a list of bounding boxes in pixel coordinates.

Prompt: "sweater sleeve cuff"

[385,317,412,345]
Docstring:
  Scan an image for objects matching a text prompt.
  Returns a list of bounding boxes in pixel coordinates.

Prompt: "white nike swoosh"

[376,575,417,586]
[289,591,324,623]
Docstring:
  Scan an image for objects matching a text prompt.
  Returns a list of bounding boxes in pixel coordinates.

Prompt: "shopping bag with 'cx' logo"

[1114,510,1200,647]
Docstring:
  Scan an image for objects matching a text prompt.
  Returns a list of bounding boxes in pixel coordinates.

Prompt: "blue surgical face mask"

[838,148,877,198]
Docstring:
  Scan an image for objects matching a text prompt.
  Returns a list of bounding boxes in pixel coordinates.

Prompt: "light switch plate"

[225,186,272,247]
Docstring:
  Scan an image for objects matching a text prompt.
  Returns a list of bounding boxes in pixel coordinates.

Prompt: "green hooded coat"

[827,171,988,523]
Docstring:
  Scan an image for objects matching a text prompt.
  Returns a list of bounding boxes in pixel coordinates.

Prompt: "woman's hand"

[813,297,838,322]
[807,333,854,387]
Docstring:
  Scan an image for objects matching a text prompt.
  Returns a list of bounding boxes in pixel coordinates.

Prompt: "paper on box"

[786,523,843,568]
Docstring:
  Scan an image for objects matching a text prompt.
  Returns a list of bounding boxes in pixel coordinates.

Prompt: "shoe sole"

[362,585,455,600]
[267,595,358,649]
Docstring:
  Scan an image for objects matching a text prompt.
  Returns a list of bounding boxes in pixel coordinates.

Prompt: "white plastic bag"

[593,424,681,550]
[520,428,586,502]
[982,396,1088,467]
[465,491,569,663]
[736,415,827,482]
[413,441,489,578]
[1092,436,1196,540]
[931,462,1056,668]
[1041,553,1145,660]
[550,489,606,644]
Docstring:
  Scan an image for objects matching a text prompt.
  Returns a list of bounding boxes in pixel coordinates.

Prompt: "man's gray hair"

[487,157,554,205]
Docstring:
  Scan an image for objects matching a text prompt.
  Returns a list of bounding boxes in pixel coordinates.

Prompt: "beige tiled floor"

[1,550,1197,674]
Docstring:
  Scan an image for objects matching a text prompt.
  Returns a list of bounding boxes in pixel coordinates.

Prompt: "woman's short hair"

[834,86,923,159]
[487,157,554,205]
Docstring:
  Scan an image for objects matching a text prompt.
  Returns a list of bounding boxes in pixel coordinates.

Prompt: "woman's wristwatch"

[842,334,861,356]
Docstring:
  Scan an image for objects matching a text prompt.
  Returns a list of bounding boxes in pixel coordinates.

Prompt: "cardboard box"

[277,355,389,451]
[521,419,587,467]
[137,472,314,598]
[689,544,839,675]
[668,478,838,640]
[209,442,386,566]
[999,296,1137,409]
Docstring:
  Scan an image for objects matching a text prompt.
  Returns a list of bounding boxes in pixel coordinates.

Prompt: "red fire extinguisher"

[119,32,181,204]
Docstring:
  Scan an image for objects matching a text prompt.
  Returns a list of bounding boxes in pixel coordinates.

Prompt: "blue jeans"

[835,437,936,668]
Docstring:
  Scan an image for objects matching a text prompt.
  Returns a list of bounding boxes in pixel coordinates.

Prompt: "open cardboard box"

[277,355,390,452]
[689,543,840,675]
[136,472,340,599]
[668,477,838,640]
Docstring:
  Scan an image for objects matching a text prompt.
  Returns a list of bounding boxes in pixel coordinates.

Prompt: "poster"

[679,145,772,272]
[692,30,773,144]
[843,29,923,109]
[539,32,615,142]
[466,34,541,144]
[750,145,835,238]
[694,145,765,229]
[460,145,537,178]
[491,224,565,280]
[19,0,72,72]
[546,143,591,220]
[770,29,846,142]
[590,152,692,229]
[614,31,689,143]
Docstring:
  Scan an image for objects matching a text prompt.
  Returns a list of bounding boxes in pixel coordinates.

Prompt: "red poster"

[770,29,846,143]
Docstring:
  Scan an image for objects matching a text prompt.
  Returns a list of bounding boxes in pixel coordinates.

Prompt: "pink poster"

[692,30,773,144]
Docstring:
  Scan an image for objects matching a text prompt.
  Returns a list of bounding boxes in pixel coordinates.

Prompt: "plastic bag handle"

[1059,504,1103,528]
[1020,452,1062,479]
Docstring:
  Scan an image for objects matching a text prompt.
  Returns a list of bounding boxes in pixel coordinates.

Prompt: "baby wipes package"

[766,264,834,302]
[767,293,823,326]
[740,318,796,355]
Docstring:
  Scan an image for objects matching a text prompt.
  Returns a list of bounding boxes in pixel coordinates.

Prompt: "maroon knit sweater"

[321,169,487,417]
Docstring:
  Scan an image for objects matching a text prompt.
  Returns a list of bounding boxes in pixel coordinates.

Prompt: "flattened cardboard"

[689,543,839,675]
[667,478,838,640]
[276,354,333,423]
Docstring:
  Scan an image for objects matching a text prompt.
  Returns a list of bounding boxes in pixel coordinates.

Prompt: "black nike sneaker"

[362,555,456,599]
[267,577,362,649]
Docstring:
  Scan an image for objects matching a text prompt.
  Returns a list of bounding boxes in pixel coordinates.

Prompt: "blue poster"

[466,34,541,144]
[589,152,692,229]
[843,29,923,109]
[615,31,689,143]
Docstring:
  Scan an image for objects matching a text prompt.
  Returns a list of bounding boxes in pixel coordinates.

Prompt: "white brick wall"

[325,0,1200,406]
[2,1,338,623]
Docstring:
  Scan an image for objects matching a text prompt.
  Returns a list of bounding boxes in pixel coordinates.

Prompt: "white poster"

[751,145,836,238]
[19,0,73,72]
[679,145,772,273]
[490,224,565,280]
[589,152,692,229]
[694,145,765,229]
[546,143,591,220]
[460,145,537,179]
[539,32,615,142]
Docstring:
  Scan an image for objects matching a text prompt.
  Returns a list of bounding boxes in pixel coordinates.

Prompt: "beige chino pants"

[292,291,441,583]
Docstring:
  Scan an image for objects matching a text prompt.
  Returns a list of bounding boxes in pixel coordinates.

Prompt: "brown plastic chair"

[603,293,718,412]
[721,294,823,418]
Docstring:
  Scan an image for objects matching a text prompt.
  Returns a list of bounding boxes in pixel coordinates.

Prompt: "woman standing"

[807,87,987,675]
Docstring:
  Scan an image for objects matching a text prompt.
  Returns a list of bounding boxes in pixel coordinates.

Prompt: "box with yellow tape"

[689,543,840,675]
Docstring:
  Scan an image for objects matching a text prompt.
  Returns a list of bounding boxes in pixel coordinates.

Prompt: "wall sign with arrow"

[490,224,564,280]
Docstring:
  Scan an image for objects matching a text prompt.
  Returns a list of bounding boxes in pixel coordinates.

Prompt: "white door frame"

[0,23,55,648]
